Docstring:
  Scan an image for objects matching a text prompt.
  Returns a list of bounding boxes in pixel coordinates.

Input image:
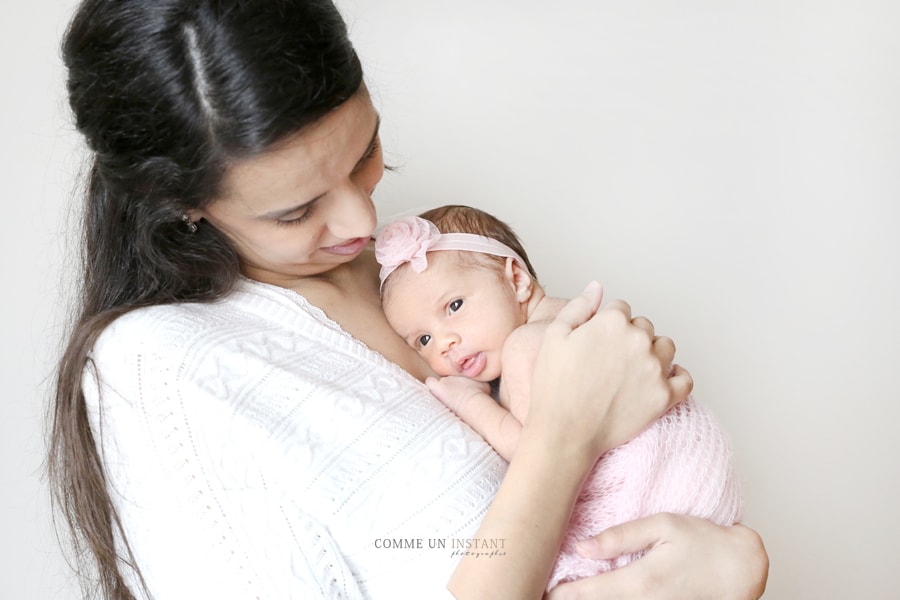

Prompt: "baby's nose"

[440,333,460,354]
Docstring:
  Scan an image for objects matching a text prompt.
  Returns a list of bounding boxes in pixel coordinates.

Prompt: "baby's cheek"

[426,354,454,377]
[435,365,457,378]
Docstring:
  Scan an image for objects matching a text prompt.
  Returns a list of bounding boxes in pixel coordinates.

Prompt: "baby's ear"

[504,257,534,303]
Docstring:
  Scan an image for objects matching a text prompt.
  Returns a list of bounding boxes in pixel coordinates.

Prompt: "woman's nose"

[326,182,376,239]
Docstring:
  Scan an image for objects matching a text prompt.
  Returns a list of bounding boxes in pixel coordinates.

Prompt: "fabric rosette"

[375,216,442,285]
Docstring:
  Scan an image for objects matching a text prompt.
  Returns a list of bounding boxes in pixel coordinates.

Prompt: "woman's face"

[194,92,383,286]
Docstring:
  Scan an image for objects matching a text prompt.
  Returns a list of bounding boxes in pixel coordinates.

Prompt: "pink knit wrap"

[548,397,743,590]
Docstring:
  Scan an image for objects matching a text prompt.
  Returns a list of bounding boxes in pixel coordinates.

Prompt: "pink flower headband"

[374,216,526,290]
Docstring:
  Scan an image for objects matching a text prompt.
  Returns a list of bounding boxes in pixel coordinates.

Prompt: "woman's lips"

[322,237,369,256]
[458,352,486,379]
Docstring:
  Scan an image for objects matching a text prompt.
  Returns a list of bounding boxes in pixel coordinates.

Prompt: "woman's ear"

[186,208,205,222]
[504,257,534,303]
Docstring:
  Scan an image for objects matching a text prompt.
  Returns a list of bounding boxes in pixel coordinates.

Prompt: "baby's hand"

[426,376,491,414]
[427,376,521,461]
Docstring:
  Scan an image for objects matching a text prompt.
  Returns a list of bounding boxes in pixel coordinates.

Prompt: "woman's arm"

[448,283,692,599]
[547,514,769,600]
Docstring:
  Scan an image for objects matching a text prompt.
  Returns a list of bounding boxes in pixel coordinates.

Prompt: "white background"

[4,1,898,598]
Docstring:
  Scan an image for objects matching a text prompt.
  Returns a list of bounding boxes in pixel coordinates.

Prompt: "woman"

[49,1,768,598]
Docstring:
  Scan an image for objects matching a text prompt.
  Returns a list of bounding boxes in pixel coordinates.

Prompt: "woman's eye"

[275,212,310,227]
[354,136,381,174]
[275,209,313,227]
[365,136,381,160]
[418,334,431,348]
[449,299,463,313]
[275,201,317,227]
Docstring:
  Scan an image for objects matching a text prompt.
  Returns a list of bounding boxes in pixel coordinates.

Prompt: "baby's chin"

[474,364,502,383]
[479,372,499,383]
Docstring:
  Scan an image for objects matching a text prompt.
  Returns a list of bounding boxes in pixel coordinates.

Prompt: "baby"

[375,205,743,590]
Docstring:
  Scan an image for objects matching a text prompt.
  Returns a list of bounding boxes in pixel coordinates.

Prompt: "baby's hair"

[418,205,539,280]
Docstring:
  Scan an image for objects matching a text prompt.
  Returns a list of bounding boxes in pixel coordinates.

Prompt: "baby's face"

[382,252,527,382]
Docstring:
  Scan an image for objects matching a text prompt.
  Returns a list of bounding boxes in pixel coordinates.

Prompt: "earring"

[181,213,198,233]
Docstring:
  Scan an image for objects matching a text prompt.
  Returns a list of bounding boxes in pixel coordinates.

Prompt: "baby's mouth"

[457,352,486,379]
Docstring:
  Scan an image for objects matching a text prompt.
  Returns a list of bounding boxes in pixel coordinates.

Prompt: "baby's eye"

[449,299,463,313]
[417,334,432,348]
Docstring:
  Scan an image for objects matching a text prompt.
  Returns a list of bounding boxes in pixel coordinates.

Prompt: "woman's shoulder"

[89,277,387,387]
[96,293,228,349]
[106,277,304,325]
[91,279,317,363]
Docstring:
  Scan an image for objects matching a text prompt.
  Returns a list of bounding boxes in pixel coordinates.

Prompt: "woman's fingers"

[546,281,604,336]
[630,315,654,337]
[652,335,676,370]
[550,515,768,600]
[574,513,672,560]
[667,364,694,403]
[546,515,673,600]
[601,298,633,324]
[532,284,691,458]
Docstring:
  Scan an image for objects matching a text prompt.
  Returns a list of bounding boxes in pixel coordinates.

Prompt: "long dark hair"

[48,1,363,597]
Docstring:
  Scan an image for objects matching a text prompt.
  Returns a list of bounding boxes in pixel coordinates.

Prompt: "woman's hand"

[448,283,697,599]
[527,281,693,462]
[546,514,769,600]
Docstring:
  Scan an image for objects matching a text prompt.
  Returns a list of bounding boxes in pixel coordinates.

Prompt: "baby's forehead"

[384,250,502,299]
[381,263,446,335]
[429,249,503,278]
[381,261,443,308]
[382,254,454,305]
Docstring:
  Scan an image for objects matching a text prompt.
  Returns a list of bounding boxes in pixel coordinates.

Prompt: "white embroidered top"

[84,278,507,599]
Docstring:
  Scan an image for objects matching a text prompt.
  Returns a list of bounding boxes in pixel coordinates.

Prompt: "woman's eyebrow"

[357,115,381,165]
[260,116,381,220]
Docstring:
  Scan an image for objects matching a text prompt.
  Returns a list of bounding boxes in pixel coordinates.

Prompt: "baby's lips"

[458,352,486,379]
